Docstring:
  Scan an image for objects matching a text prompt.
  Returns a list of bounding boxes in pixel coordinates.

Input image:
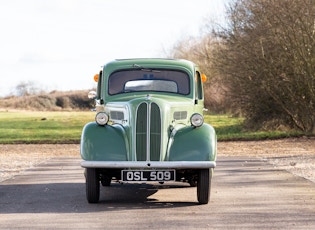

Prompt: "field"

[0,111,304,144]
[0,111,94,144]
[205,115,304,141]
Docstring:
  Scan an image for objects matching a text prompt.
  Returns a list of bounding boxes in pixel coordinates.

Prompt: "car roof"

[103,58,197,73]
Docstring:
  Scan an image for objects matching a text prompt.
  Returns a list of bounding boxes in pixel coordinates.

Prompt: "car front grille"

[136,102,161,161]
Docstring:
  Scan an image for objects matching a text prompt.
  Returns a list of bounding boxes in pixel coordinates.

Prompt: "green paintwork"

[168,124,217,161]
[80,58,217,164]
[80,122,128,161]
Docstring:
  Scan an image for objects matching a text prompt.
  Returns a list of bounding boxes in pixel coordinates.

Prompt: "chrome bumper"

[81,161,216,169]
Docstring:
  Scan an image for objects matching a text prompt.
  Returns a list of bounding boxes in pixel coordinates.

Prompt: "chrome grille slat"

[136,103,147,161]
[136,102,161,161]
[150,103,161,161]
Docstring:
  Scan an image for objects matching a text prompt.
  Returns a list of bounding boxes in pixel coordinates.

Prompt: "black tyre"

[197,169,212,204]
[86,168,100,203]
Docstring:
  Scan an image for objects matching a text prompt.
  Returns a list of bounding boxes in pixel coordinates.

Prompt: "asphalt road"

[0,156,315,229]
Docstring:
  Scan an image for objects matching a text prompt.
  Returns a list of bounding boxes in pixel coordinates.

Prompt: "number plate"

[121,170,175,182]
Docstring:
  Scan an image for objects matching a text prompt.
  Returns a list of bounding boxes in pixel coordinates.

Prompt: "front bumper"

[81,161,216,169]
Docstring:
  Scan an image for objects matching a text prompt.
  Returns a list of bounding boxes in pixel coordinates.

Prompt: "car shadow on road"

[0,182,198,214]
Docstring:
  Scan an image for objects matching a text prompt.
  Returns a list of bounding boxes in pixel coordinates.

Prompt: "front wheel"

[85,168,100,203]
[197,169,212,204]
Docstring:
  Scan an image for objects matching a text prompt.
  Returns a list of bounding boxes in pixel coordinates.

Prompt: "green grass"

[205,114,304,141]
[0,111,306,144]
[0,111,95,144]
[204,114,244,140]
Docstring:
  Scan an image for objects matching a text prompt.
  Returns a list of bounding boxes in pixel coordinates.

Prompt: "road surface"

[0,156,315,229]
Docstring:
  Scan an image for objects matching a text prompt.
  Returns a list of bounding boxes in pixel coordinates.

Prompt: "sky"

[0,0,229,97]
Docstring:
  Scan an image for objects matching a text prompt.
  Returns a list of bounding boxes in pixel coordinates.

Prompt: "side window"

[195,71,203,100]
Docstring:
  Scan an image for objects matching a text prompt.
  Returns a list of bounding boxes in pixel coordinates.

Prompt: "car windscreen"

[108,69,190,95]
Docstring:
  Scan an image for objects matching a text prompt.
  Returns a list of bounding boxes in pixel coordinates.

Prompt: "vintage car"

[80,58,217,204]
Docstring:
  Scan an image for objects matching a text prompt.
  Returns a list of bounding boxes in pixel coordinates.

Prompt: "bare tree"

[169,35,231,113]
[212,0,315,133]
[168,0,315,133]
[14,81,44,96]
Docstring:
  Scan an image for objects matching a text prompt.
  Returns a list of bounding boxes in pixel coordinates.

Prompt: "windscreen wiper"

[132,64,161,73]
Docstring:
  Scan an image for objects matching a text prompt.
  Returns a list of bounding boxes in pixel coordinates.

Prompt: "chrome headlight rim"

[95,112,109,126]
[190,113,204,127]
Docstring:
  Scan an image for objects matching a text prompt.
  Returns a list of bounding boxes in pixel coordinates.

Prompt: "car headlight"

[190,113,204,127]
[95,112,109,126]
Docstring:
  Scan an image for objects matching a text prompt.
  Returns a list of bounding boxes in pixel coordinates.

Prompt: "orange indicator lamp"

[94,74,99,82]
[201,73,207,83]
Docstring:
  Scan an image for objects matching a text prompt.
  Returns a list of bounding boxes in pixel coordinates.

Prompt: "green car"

[80,58,217,204]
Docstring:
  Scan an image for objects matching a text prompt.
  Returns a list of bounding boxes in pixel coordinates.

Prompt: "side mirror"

[88,91,97,99]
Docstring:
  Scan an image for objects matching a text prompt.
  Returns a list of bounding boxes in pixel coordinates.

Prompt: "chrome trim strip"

[146,102,150,161]
[157,103,163,161]
[81,161,216,169]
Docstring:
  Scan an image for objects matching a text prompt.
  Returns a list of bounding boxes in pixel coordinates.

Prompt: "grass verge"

[0,111,94,144]
[205,114,305,141]
[0,111,307,144]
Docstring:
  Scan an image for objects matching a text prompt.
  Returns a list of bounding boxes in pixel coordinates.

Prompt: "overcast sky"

[0,0,229,97]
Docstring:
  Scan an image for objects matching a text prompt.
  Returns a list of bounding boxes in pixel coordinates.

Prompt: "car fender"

[167,124,217,161]
[80,122,128,161]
